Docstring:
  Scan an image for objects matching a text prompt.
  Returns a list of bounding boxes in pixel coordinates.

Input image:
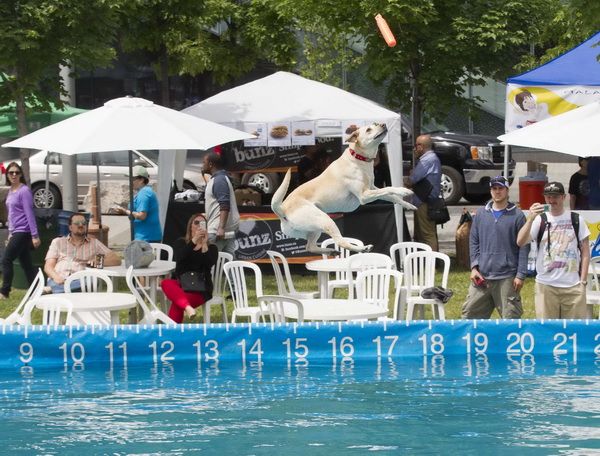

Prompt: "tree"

[273,0,560,135]
[0,0,119,181]
[119,0,299,107]
[517,0,600,70]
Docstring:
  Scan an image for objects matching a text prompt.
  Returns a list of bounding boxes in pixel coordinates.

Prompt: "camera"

[476,277,488,289]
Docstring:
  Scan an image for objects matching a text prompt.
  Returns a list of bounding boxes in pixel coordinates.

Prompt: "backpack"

[536,212,580,250]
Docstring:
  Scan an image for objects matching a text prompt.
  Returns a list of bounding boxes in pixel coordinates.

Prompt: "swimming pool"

[1,320,600,454]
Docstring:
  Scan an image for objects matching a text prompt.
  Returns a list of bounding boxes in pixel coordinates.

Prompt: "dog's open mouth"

[374,126,388,140]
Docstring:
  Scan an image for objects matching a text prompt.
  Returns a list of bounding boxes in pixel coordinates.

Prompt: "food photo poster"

[243,122,267,147]
[291,121,316,146]
[267,122,292,147]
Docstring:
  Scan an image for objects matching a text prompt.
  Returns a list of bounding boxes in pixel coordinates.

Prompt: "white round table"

[305,258,350,298]
[92,260,176,321]
[35,292,136,325]
[286,298,389,321]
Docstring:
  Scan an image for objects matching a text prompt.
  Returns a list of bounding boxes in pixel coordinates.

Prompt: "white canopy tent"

[3,96,254,237]
[183,71,407,241]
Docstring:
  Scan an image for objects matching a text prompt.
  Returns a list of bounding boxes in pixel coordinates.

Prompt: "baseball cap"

[543,181,565,195]
[125,165,149,179]
[489,175,509,188]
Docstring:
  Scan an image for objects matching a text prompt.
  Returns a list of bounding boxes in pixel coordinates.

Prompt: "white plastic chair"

[202,251,233,324]
[150,243,174,261]
[126,266,176,324]
[320,237,364,298]
[149,242,174,310]
[223,261,264,323]
[64,269,114,325]
[0,268,45,325]
[389,242,432,271]
[355,269,403,320]
[586,257,600,319]
[267,250,319,299]
[258,295,305,323]
[27,297,73,326]
[346,252,394,298]
[404,251,451,320]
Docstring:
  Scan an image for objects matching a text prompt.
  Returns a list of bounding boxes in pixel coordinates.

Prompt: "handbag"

[124,240,154,268]
[427,197,451,225]
[179,271,207,293]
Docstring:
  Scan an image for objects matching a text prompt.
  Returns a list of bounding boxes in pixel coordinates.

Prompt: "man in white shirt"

[517,181,590,318]
[202,151,240,257]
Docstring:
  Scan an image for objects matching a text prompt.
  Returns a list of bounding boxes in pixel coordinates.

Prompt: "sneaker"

[0,293,7,300]
[42,286,52,295]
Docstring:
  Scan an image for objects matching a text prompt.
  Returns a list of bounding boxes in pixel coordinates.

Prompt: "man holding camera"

[462,176,529,319]
[517,181,590,319]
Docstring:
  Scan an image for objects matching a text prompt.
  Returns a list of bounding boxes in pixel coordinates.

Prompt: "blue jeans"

[46,278,82,294]
[208,234,236,259]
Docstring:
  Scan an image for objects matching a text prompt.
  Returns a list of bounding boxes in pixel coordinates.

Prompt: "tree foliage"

[0,0,119,179]
[518,0,600,71]
[272,0,560,135]
[119,0,299,106]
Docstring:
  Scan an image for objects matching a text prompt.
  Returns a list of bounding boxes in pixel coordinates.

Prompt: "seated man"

[44,213,122,293]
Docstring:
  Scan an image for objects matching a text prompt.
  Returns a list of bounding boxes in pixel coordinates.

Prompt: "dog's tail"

[271,168,291,220]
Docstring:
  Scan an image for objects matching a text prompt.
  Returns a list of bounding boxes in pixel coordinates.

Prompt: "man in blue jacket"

[462,176,530,319]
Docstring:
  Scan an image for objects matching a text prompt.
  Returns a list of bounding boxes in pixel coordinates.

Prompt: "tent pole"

[93,152,104,244]
[504,144,510,181]
[128,151,135,240]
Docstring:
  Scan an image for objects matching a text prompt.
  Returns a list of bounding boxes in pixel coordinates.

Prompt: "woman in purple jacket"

[0,162,41,299]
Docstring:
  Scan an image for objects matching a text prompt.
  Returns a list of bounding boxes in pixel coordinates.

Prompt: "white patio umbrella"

[498,100,600,157]
[3,96,255,239]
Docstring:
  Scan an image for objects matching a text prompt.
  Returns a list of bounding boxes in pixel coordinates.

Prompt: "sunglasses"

[7,171,22,176]
[71,220,87,226]
[193,220,207,226]
[490,175,507,186]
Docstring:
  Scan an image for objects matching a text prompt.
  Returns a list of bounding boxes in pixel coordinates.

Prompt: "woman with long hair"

[0,162,41,299]
[161,213,218,322]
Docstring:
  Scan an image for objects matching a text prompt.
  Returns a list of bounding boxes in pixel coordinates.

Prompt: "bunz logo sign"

[234,215,275,261]
[234,212,342,262]
[223,138,341,173]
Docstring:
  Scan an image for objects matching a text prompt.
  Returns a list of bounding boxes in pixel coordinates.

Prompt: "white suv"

[5,150,205,209]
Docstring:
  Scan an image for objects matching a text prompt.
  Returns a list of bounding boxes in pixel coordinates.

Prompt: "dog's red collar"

[349,149,374,162]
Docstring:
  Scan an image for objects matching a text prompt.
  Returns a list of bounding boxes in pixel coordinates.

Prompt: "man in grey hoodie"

[462,176,530,319]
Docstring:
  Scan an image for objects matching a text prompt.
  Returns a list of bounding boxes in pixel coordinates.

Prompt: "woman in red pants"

[161,213,218,322]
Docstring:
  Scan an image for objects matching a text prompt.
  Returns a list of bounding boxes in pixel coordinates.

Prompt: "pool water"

[2,355,600,455]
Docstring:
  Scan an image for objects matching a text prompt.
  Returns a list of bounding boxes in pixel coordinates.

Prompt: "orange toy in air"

[375,14,396,47]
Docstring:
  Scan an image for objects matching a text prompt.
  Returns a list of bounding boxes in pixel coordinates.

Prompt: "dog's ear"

[345,130,359,144]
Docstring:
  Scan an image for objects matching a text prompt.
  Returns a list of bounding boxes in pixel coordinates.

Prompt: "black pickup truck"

[402,120,515,205]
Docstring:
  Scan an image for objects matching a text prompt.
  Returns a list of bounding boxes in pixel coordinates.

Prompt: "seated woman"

[161,213,218,322]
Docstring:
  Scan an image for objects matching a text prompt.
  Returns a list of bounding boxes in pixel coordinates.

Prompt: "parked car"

[4,150,205,209]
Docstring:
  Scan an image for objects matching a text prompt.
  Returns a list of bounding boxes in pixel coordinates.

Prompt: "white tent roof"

[184,71,407,241]
[183,71,399,124]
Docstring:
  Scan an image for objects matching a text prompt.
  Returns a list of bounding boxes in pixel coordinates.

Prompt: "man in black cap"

[462,176,529,319]
[517,181,590,319]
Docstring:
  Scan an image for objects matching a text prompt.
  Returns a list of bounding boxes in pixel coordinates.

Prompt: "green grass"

[0,259,539,324]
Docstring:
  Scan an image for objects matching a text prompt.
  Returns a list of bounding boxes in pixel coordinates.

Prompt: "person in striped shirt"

[44,213,121,294]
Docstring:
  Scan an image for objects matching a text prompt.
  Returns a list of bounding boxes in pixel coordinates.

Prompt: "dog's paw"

[362,244,373,253]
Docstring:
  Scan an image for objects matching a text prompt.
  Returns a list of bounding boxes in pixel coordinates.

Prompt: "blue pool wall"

[1,319,599,369]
